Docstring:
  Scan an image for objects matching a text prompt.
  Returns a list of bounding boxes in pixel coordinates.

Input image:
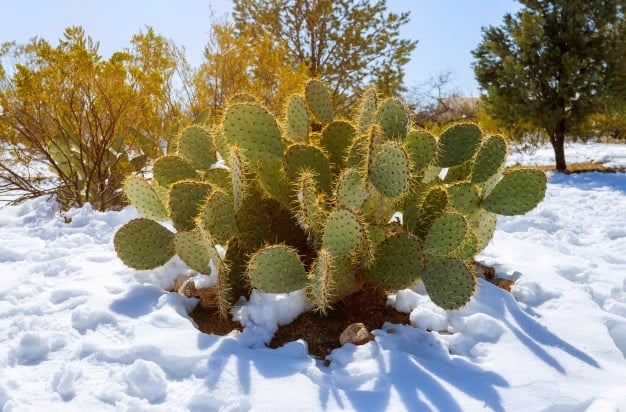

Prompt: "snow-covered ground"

[507,141,626,169]
[1,144,626,411]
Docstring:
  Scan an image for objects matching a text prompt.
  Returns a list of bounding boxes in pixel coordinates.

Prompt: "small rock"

[177,278,197,298]
[339,322,374,346]
[174,275,193,293]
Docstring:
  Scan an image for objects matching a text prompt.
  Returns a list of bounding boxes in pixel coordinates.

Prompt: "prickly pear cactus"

[113,80,547,322]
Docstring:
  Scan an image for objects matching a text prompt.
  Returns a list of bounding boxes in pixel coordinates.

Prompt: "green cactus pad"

[169,180,213,232]
[224,237,249,290]
[359,191,393,226]
[215,265,233,320]
[424,212,469,256]
[421,257,476,310]
[331,255,361,302]
[447,182,481,222]
[215,239,251,317]
[454,230,479,262]
[177,125,217,170]
[368,141,410,198]
[174,231,212,274]
[236,192,308,252]
[401,190,421,235]
[364,233,424,290]
[164,121,182,154]
[223,104,284,170]
[153,155,199,188]
[246,245,308,293]
[320,120,356,171]
[191,107,211,125]
[213,126,229,159]
[284,143,333,194]
[151,181,170,210]
[308,251,360,313]
[481,169,547,216]
[322,208,362,257]
[198,190,238,244]
[405,130,437,174]
[357,88,378,135]
[114,218,175,270]
[414,185,450,239]
[336,168,368,212]
[295,170,326,236]
[443,162,473,184]
[376,98,409,140]
[471,135,507,184]
[257,160,293,206]
[345,134,369,170]
[204,167,232,192]
[307,249,333,314]
[437,123,482,167]
[366,224,387,248]
[422,164,443,184]
[305,79,333,124]
[213,239,247,319]
[285,94,309,143]
[124,177,168,221]
[229,147,246,211]
[475,210,498,251]
[196,226,223,267]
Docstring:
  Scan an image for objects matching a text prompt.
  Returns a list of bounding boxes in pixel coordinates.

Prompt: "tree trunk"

[550,122,567,171]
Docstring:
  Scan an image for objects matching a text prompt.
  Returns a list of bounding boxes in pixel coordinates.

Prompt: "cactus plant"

[114,79,547,322]
[114,218,175,270]
[305,79,334,124]
[285,94,309,143]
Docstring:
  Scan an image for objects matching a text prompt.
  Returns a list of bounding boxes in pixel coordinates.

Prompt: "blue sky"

[1,0,521,96]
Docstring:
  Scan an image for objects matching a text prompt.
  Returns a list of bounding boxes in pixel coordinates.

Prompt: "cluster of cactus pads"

[113,79,547,319]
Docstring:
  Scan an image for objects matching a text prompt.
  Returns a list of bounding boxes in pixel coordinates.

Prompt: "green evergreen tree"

[473,0,625,171]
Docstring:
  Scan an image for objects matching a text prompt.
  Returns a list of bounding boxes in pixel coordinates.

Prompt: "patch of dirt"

[473,261,514,292]
[269,284,409,359]
[190,305,243,336]
[190,263,513,359]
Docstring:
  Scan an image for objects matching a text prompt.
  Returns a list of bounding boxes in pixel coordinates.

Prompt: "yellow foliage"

[0,26,188,209]
[193,20,309,122]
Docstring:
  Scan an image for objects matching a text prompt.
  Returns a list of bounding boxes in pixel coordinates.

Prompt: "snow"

[507,141,626,169]
[1,144,626,411]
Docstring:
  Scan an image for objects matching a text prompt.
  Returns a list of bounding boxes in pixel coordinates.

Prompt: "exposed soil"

[473,261,514,292]
[190,283,408,359]
[189,262,516,359]
[190,304,243,336]
[268,284,409,359]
